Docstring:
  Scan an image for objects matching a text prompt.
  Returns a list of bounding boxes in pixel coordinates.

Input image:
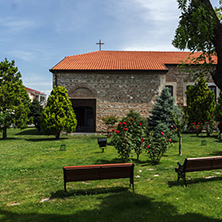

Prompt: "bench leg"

[130,176,134,192]
[64,181,67,193]
[177,172,187,187]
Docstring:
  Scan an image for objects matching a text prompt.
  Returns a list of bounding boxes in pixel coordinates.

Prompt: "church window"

[166,85,173,97]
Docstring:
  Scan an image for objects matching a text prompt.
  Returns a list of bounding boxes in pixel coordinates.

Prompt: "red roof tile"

[50,51,217,71]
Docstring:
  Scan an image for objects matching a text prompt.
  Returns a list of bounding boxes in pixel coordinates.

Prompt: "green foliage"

[145,123,173,164]
[41,86,77,139]
[173,0,219,82]
[185,77,215,126]
[0,58,30,139]
[148,87,180,138]
[214,91,222,134]
[173,0,216,53]
[111,110,146,161]
[102,115,119,125]
[29,98,43,132]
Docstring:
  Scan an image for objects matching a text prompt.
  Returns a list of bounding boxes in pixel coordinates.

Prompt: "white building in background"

[25,87,46,105]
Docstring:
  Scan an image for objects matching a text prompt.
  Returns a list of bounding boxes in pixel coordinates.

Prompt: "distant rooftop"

[25,87,45,95]
[50,51,217,71]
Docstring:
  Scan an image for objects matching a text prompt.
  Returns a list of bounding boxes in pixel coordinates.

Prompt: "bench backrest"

[63,163,134,182]
[184,156,222,172]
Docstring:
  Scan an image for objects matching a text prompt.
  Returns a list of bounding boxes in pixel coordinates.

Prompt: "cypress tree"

[41,86,77,139]
[185,77,215,124]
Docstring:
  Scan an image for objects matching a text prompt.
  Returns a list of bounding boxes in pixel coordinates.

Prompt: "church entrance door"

[71,99,96,132]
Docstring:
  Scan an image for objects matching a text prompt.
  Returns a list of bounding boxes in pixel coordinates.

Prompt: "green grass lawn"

[1,128,222,222]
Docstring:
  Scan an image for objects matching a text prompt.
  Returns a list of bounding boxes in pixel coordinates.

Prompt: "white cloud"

[10,50,35,62]
[135,0,180,22]
[0,17,34,32]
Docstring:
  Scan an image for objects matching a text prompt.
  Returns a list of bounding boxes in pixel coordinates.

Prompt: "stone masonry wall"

[53,70,166,132]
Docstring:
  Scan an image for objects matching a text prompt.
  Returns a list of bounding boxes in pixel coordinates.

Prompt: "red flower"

[168,139,172,142]
[130,118,134,122]
[141,138,144,143]
[118,122,122,125]
[123,122,127,125]
[112,129,115,132]
[108,134,112,138]
[161,132,164,135]
[139,123,142,126]
[196,126,198,129]
[116,130,120,133]
[147,145,150,148]
[124,128,128,131]
[171,125,174,128]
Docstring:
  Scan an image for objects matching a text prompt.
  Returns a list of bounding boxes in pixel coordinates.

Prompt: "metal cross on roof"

[96,39,104,51]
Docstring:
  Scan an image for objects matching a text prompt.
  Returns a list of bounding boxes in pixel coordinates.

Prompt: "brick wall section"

[53,70,166,132]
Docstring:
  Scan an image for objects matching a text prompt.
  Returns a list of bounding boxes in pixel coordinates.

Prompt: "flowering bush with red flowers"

[190,115,216,137]
[111,110,147,161]
[145,123,172,164]
[190,122,203,136]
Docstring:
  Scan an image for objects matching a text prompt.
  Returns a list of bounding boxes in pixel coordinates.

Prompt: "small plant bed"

[1,128,222,221]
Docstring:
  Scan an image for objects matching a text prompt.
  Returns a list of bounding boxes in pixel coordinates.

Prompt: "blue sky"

[0,0,220,96]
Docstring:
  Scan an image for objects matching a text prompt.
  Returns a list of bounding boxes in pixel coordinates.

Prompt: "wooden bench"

[175,156,222,186]
[63,163,134,193]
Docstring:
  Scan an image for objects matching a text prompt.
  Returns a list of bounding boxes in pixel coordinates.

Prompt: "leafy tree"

[148,87,179,137]
[41,86,77,139]
[0,58,30,139]
[173,0,222,90]
[29,98,43,132]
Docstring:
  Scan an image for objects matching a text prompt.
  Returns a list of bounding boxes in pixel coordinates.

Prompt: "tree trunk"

[179,136,182,156]
[201,0,222,90]
[55,132,60,139]
[3,127,7,140]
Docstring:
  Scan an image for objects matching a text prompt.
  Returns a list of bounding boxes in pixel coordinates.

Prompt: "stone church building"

[50,50,218,133]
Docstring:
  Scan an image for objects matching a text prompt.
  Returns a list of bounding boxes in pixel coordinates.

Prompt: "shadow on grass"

[210,151,222,156]
[168,176,222,187]
[16,128,44,136]
[50,187,128,199]
[94,158,125,164]
[26,137,69,142]
[1,191,221,222]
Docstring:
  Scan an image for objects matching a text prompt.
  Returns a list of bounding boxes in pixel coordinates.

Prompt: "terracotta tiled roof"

[50,51,217,71]
[25,87,45,95]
